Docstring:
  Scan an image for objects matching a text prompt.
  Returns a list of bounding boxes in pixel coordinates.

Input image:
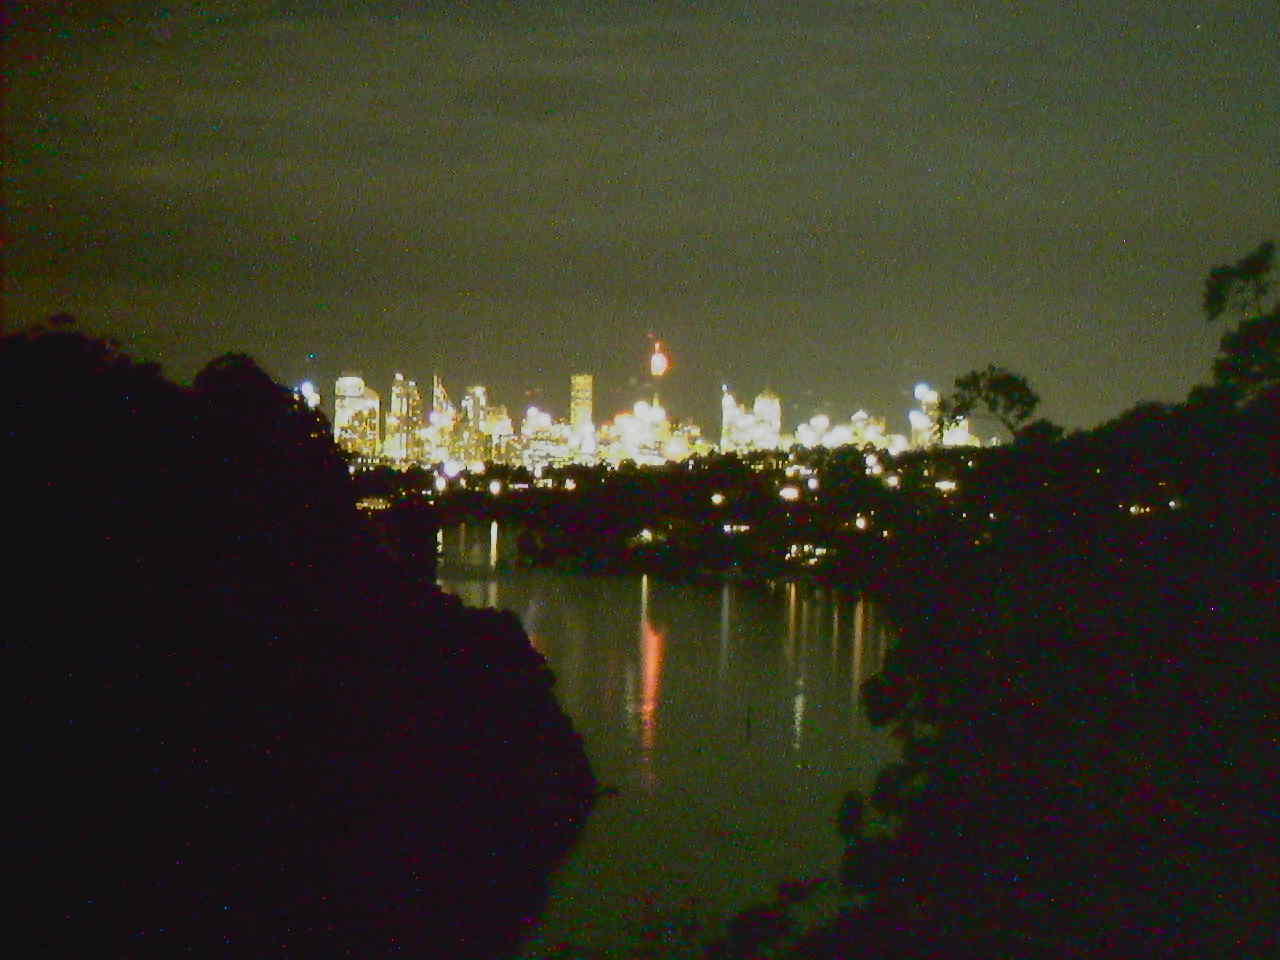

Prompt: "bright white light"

[564,478,577,491]
[443,460,463,478]
[935,479,957,493]
[488,479,503,495]
[650,343,669,377]
[886,474,900,488]
[779,485,801,502]
[855,515,869,531]
[806,477,819,490]
[908,409,931,430]
[710,492,725,506]
[434,475,447,492]
[827,425,853,446]
[914,383,939,406]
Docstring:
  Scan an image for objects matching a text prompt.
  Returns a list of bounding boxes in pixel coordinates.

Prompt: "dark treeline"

[10,325,596,958]
[706,395,1278,959]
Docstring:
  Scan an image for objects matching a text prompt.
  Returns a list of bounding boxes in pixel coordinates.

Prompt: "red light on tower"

[650,341,669,378]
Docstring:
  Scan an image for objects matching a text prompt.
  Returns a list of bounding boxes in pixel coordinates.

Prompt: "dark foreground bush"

[9,327,595,958]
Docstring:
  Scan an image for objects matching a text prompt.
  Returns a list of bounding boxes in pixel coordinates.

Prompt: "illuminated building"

[296,381,321,410]
[462,385,487,429]
[455,385,491,462]
[333,373,381,457]
[598,398,670,466]
[721,388,739,450]
[570,374,594,440]
[907,382,982,449]
[909,383,941,449]
[384,372,426,463]
[426,374,457,461]
[753,390,782,448]
[484,404,515,461]
[721,386,785,453]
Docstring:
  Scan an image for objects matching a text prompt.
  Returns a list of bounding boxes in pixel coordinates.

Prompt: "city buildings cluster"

[303,344,988,471]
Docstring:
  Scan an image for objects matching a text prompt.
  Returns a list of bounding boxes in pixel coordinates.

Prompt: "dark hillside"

[8,327,595,958]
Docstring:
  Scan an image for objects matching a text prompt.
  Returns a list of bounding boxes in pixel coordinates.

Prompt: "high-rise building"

[333,374,381,457]
[721,386,784,453]
[570,374,593,439]
[384,372,426,463]
[721,387,740,451]
[753,390,782,448]
[462,385,487,429]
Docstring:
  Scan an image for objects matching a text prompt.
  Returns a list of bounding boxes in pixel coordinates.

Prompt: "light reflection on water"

[437,523,897,956]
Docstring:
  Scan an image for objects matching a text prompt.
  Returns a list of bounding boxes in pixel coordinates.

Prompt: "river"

[436,522,898,957]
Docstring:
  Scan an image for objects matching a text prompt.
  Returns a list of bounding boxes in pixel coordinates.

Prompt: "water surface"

[437,523,897,956]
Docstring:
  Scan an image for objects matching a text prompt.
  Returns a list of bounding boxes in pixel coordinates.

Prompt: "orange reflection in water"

[639,617,665,789]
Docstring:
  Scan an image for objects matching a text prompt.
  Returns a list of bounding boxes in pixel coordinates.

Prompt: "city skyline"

[322,356,976,469]
[7,2,1278,432]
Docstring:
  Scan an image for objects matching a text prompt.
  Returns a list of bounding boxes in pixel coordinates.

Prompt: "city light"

[329,355,988,471]
[650,342,669,378]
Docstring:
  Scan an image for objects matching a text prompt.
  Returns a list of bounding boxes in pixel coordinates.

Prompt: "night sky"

[7,1,1278,431]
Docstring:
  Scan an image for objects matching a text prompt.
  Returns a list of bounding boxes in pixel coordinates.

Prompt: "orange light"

[650,342,669,378]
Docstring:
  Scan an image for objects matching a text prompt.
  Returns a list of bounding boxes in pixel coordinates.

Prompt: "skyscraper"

[753,390,782,448]
[570,374,593,439]
[384,372,426,463]
[333,374,381,457]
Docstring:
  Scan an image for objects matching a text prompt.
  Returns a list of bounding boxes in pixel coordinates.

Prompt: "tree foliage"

[1202,240,1279,405]
[1202,240,1274,323]
[937,363,1041,438]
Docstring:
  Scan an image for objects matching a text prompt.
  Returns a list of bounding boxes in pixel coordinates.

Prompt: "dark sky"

[7,1,1278,431]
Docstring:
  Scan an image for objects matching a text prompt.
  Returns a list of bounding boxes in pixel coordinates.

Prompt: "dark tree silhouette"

[1203,240,1274,323]
[936,363,1042,438]
[1203,240,1279,405]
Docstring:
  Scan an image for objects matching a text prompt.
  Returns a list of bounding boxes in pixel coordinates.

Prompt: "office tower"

[333,374,381,457]
[384,372,426,463]
[753,390,782,448]
[570,374,593,438]
[462,385,487,429]
[721,387,742,451]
